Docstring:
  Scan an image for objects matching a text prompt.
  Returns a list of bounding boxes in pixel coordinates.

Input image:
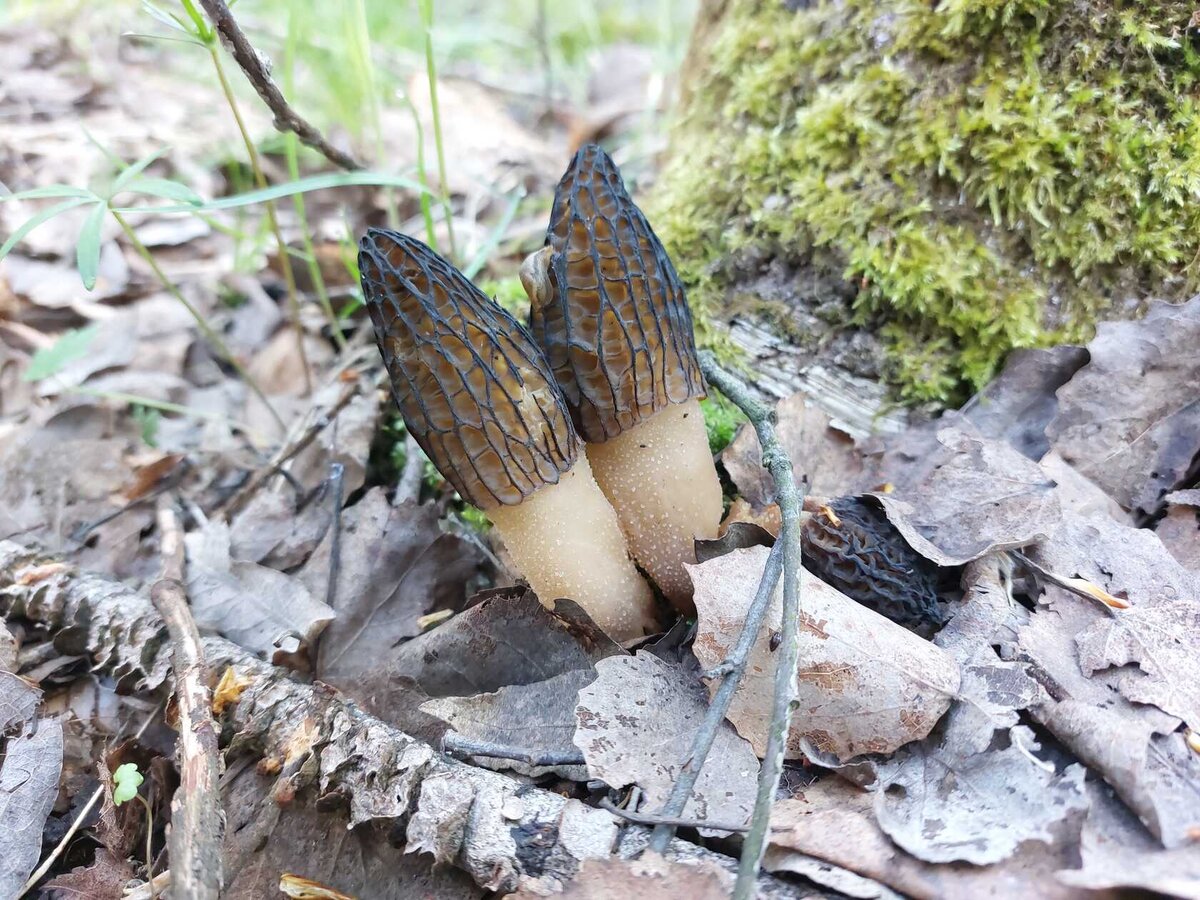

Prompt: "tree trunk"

[655,0,1200,420]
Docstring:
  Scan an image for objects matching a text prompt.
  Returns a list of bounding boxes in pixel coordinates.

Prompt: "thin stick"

[647,521,785,852]
[149,502,223,900]
[196,0,364,172]
[323,463,345,610]
[111,210,286,432]
[645,352,806,894]
[598,798,750,835]
[218,382,361,516]
[441,734,584,768]
[699,358,805,898]
[207,42,313,396]
[20,708,162,897]
[395,434,425,504]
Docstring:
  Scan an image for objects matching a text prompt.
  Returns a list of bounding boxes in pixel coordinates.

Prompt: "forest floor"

[1,3,1199,899]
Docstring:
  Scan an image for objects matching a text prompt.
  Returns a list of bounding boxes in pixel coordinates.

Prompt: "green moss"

[652,0,1200,404]
[700,389,747,455]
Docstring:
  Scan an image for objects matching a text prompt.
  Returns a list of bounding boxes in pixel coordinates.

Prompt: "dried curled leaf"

[360,229,578,508]
[532,144,704,442]
[801,496,943,632]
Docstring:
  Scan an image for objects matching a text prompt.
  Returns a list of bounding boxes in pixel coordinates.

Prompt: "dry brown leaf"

[222,762,482,900]
[1047,295,1200,516]
[511,854,733,900]
[959,345,1089,460]
[869,426,1061,566]
[1056,783,1200,897]
[423,669,592,776]
[1030,513,1200,731]
[765,777,1098,900]
[723,390,863,508]
[306,490,484,692]
[1157,489,1200,572]
[41,848,136,899]
[0,671,39,735]
[0,719,64,898]
[690,547,959,761]
[868,556,1089,864]
[1018,514,1200,847]
[185,519,334,661]
[574,652,759,833]
[1037,450,1128,521]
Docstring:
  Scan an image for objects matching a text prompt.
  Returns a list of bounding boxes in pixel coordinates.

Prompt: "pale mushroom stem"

[360,227,659,645]
[486,454,659,643]
[584,398,722,611]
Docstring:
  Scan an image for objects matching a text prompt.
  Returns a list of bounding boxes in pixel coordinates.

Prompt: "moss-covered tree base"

[654,0,1200,405]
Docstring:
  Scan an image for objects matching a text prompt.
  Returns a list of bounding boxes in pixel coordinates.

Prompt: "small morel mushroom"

[801,495,945,634]
[359,228,658,642]
[521,145,723,611]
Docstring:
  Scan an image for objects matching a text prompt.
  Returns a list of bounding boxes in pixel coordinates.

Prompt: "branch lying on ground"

[645,353,805,899]
[0,542,809,899]
[699,354,805,898]
[197,0,364,172]
[149,503,223,900]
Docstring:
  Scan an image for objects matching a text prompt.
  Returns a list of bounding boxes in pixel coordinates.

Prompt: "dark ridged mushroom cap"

[531,144,705,443]
[359,228,579,509]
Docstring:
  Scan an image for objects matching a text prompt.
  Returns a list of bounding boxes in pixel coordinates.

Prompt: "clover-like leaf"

[112,763,144,806]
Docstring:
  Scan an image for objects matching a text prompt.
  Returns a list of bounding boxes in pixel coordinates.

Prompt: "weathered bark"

[0,542,818,898]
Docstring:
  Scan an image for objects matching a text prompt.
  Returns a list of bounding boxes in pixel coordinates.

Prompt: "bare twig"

[442,734,584,767]
[0,542,807,899]
[218,381,361,517]
[196,0,364,172]
[699,358,804,898]
[20,708,162,897]
[323,462,345,610]
[149,502,223,900]
[395,434,426,504]
[598,798,750,835]
[645,354,805,897]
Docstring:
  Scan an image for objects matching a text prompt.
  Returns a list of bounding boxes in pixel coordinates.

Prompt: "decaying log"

[0,541,817,898]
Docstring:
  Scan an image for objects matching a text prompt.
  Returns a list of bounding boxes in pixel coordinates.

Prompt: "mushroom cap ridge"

[360,228,579,508]
[532,143,706,444]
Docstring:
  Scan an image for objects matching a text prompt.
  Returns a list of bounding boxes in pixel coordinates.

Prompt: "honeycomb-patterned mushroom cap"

[359,228,579,509]
[532,144,705,443]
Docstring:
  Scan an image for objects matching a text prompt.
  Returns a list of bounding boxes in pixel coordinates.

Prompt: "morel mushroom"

[359,228,658,642]
[801,496,945,634]
[520,145,722,610]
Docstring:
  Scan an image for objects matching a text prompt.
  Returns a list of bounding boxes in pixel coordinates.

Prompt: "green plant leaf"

[76,201,108,290]
[0,197,95,262]
[111,147,171,194]
[1,185,97,202]
[119,177,203,205]
[23,325,99,382]
[112,762,144,806]
[132,404,161,447]
[109,171,431,215]
[463,189,524,279]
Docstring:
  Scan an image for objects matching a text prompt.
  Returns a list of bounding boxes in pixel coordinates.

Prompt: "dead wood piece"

[150,504,223,900]
[196,0,364,171]
[0,541,809,898]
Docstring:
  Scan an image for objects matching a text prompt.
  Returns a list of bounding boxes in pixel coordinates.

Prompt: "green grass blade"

[76,202,108,290]
[463,189,524,280]
[0,197,94,261]
[111,147,171,193]
[109,171,431,215]
[23,325,100,381]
